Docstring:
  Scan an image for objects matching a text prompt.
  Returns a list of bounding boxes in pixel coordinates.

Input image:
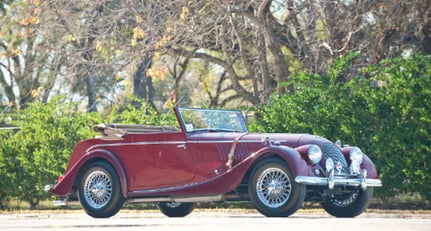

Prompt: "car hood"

[244,133,330,147]
[192,132,331,148]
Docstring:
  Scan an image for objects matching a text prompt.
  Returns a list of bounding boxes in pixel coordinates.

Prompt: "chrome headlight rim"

[308,144,322,165]
[349,147,364,164]
[326,157,334,173]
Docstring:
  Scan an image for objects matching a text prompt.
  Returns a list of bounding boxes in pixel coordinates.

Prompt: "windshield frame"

[176,108,248,133]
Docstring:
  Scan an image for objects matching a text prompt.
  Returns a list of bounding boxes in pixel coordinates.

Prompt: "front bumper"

[295,170,382,190]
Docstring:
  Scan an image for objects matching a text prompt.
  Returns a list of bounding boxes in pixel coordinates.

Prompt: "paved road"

[1,209,430,231]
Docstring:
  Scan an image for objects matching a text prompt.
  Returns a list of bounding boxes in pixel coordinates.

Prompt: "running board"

[126,194,224,204]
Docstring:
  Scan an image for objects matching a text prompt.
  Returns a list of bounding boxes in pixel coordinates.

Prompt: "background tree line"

[1,0,431,110]
[0,0,430,208]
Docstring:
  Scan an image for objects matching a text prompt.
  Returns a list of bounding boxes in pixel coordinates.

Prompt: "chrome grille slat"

[321,143,348,175]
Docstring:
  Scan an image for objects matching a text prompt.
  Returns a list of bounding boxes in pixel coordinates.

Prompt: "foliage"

[0,97,98,208]
[3,1,431,110]
[0,0,49,108]
[106,98,178,127]
[251,54,431,199]
[361,55,431,199]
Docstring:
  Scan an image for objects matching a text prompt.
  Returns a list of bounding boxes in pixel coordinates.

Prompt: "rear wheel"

[248,158,305,217]
[158,202,195,217]
[321,187,373,217]
[78,161,124,218]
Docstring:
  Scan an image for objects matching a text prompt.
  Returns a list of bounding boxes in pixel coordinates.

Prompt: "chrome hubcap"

[256,167,291,208]
[83,170,112,209]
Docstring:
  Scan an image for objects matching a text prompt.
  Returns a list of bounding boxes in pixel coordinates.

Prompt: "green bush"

[251,54,431,200]
[0,97,98,208]
[105,99,178,127]
[361,55,431,199]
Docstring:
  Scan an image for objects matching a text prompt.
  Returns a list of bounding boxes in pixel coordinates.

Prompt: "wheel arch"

[71,150,128,199]
[245,148,307,217]
[242,146,312,185]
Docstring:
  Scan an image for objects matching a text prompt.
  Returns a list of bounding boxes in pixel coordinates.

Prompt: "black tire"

[158,202,195,217]
[78,161,124,218]
[248,158,306,217]
[321,187,373,217]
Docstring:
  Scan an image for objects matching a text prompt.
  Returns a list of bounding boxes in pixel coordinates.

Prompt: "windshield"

[178,108,248,133]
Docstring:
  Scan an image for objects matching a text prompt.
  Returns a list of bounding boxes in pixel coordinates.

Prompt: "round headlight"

[349,147,364,164]
[308,145,322,165]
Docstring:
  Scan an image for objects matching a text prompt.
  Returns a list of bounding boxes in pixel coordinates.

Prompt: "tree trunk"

[133,57,156,110]
[422,18,431,54]
[85,74,97,112]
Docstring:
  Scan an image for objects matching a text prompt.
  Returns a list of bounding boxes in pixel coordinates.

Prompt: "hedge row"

[250,54,431,199]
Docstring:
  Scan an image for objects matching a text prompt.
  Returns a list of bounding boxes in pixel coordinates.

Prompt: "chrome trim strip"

[294,176,382,187]
[187,140,261,144]
[86,141,186,152]
[86,139,264,153]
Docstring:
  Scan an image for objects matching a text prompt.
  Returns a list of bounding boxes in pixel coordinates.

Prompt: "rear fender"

[50,149,128,198]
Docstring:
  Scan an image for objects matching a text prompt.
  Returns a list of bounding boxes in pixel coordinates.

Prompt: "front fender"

[253,145,313,177]
[361,154,379,179]
[50,149,128,198]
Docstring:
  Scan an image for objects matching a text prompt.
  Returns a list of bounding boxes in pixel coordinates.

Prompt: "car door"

[188,132,243,177]
[129,132,196,190]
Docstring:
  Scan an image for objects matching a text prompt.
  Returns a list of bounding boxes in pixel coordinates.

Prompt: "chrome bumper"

[295,170,382,190]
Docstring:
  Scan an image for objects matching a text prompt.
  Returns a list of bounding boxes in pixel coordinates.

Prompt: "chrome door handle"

[177,144,187,149]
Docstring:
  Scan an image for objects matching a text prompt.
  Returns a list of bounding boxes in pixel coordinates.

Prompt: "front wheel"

[321,187,373,217]
[78,161,124,218]
[248,158,306,217]
[158,202,195,217]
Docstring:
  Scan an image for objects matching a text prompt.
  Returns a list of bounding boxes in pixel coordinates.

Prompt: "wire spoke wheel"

[78,162,124,218]
[83,170,113,209]
[256,168,292,208]
[249,158,305,217]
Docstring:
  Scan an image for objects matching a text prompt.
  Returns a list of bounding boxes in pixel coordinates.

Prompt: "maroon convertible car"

[46,107,382,218]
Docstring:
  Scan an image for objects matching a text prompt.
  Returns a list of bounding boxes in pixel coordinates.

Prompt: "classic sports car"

[46,107,381,218]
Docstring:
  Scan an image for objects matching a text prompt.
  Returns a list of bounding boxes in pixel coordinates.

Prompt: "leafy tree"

[38,0,130,111]
[4,0,431,110]
[0,0,55,108]
[123,0,431,106]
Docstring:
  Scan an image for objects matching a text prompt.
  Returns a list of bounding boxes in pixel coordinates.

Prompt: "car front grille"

[321,143,348,175]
